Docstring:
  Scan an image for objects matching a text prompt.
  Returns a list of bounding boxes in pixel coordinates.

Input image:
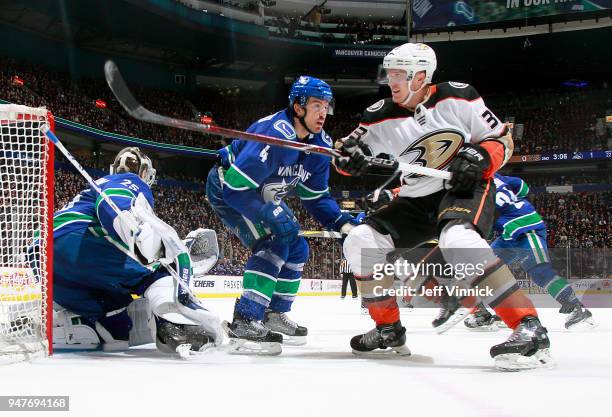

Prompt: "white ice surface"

[2,297,611,417]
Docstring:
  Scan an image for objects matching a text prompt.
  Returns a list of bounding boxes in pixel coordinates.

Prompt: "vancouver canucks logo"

[367,99,385,113]
[298,76,310,85]
[399,129,465,177]
[261,177,300,203]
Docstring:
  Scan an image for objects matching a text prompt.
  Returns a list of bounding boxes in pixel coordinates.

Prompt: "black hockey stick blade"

[103,60,340,158]
[104,60,210,134]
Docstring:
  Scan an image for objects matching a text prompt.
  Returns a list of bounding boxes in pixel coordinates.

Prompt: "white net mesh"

[0,104,52,363]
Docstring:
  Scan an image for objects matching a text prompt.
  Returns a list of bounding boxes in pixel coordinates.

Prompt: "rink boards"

[189,275,612,299]
[189,275,343,298]
[2,270,611,303]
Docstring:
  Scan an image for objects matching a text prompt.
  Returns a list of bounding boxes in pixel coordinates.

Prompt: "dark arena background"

[1,1,611,416]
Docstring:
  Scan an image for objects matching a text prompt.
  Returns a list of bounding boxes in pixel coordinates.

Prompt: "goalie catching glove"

[184,228,219,277]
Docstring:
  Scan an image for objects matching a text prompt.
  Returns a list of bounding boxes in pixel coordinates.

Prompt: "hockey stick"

[299,230,342,239]
[104,61,451,181]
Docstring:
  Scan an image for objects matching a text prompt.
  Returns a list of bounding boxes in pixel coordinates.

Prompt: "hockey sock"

[356,273,400,325]
[269,266,301,313]
[239,241,289,321]
[420,277,442,303]
[268,238,308,313]
[472,260,537,329]
[367,297,400,326]
[491,293,537,330]
[546,277,576,303]
[527,263,581,309]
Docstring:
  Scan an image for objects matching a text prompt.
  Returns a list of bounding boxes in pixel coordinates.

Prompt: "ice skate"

[223,308,283,355]
[464,304,501,332]
[350,321,411,356]
[156,320,215,359]
[490,316,554,371]
[263,309,307,346]
[432,290,470,334]
[564,304,597,331]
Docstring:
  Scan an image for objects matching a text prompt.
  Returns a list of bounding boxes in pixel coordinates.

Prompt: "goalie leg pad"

[53,306,130,351]
[127,297,156,346]
[53,308,101,350]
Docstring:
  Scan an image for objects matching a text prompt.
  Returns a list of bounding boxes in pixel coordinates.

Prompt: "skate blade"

[221,321,282,355]
[172,342,217,360]
[392,344,412,356]
[465,323,500,332]
[226,338,282,356]
[494,349,555,372]
[435,308,471,334]
[282,335,307,346]
[565,317,598,331]
[221,320,233,336]
[175,343,192,360]
[352,345,411,357]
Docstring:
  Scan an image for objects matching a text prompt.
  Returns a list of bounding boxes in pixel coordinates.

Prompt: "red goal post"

[0,103,54,363]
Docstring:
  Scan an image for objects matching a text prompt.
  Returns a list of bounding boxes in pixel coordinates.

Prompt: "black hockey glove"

[365,189,395,213]
[444,143,491,197]
[333,136,372,176]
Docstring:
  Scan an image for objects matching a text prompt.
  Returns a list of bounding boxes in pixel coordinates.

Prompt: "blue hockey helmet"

[288,76,334,115]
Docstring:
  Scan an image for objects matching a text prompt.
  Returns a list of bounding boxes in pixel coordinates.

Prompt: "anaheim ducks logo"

[399,129,465,177]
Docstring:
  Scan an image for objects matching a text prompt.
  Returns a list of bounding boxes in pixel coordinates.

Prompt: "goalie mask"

[110,147,156,186]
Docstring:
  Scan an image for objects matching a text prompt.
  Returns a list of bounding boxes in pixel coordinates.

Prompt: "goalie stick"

[104,61,451,181]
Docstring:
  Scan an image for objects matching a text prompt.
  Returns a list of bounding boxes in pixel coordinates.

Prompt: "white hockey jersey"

[353,82,512,197]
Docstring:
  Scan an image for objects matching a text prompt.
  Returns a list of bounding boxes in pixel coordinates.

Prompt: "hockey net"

[0,104,54,363]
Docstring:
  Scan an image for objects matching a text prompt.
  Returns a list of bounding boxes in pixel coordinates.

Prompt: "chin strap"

[297,108,317,136]
[401,81,430,107]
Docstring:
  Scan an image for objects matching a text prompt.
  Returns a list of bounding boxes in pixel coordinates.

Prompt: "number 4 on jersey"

[259,145,270,163]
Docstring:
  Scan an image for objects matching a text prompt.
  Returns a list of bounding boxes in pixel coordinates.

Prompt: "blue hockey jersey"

[493,173,545,241]
[53,172,154,245]
[218,109,346,231]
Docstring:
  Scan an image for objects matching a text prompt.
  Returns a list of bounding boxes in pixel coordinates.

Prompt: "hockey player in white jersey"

[51,147,223,358]
[334,43,553,370]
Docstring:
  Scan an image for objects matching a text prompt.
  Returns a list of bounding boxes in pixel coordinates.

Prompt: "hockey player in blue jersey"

[52,147,223,357]
[206,76,359,354]
[465,173,596,331]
